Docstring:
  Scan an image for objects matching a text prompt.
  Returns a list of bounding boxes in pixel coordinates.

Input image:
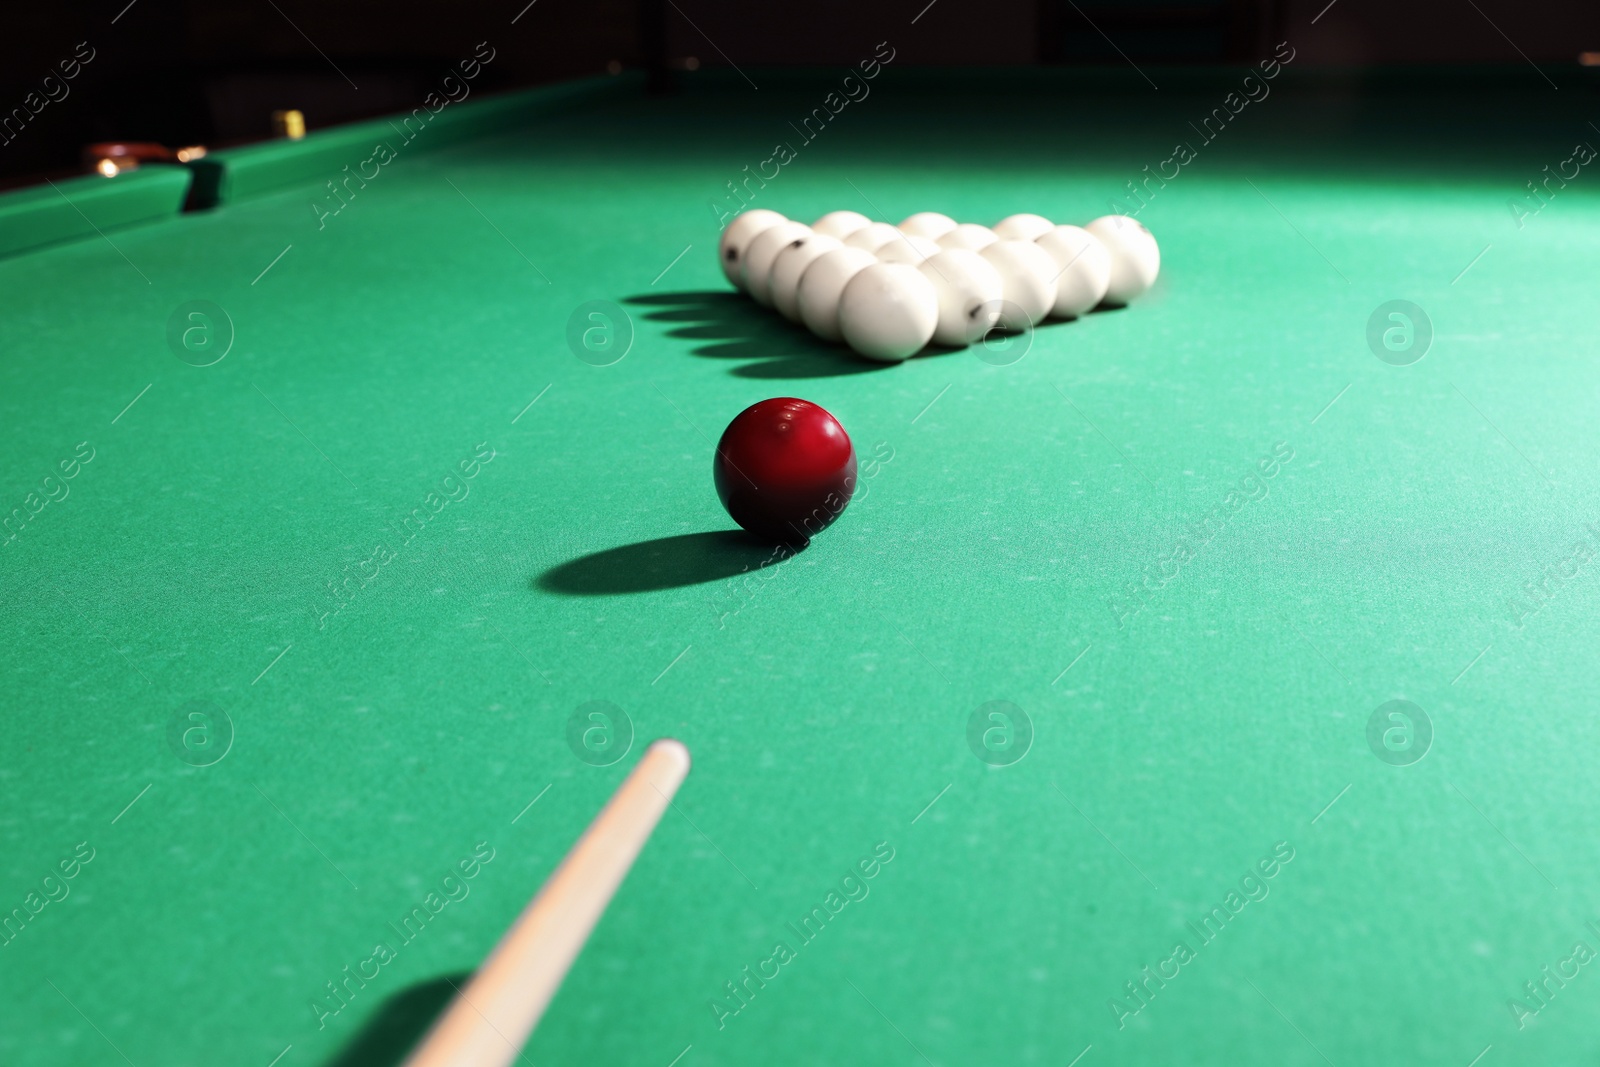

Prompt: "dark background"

[2,0,1596,183]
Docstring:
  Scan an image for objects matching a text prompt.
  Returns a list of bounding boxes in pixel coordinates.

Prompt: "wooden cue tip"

[400,737,695,1067]
[645,736,691,772]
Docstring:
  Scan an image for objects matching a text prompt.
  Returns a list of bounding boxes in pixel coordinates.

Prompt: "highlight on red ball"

[713,397,856,546]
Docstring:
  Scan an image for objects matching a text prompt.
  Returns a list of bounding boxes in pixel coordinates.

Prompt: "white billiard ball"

[917,249,1004,346]
[718,209,786,289]
[797,247,878,341]
[875,233,941,265]
[937,223,999,252]
[993,213,1055,241]
[898,212,958,239]
[1034,224,1111,318]
[843,222,904,253]
[1085,215,1160,305]
[769,233,844,321]
[979,240,1057,328]
[741,221,812,306]
[838,262,939,362]
[812,210,872,240]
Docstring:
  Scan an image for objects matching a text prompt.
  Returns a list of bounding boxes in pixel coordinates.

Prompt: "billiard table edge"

[186,72,647,209]
[1,63,1590,266]
[0,165,192,263]
[0,73,644,266]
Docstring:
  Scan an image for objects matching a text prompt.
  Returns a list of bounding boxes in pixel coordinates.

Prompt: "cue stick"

[403,738,692,1067]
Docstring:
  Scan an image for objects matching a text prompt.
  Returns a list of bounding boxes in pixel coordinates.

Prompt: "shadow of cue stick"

[402,739,693,1067]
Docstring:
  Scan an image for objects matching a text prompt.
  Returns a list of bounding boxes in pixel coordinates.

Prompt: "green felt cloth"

[2,65,1599,1067]
[0,165,191,260]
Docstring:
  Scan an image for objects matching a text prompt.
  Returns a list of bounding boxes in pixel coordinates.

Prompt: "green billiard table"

[4,58,1600,1067]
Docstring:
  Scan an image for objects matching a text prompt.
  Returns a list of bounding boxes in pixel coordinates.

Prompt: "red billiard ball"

[714,398,856,545]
